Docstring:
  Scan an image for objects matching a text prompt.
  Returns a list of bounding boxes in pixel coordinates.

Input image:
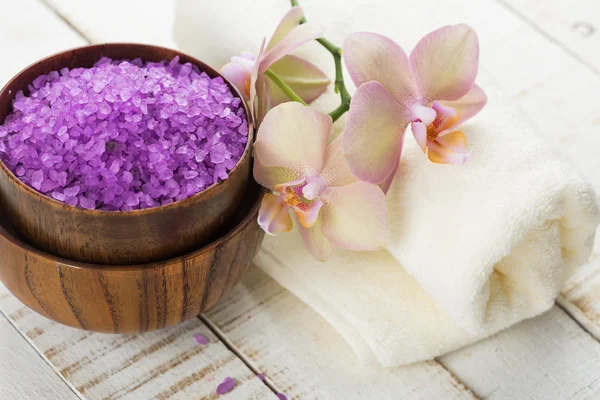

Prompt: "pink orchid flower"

[221,6,330,124]
[254,102,390,260]
[342,25,487,191]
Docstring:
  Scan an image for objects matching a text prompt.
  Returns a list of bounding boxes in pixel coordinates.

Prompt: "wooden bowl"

[0,43,253,265]
[0,181,265,333]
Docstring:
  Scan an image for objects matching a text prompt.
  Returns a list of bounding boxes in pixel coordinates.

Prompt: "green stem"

[264,68,307,106]
[291,0,351,122]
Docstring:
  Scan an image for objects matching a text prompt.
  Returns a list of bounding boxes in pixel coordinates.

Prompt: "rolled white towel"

[174,0,600,366]
[254,72,599,366]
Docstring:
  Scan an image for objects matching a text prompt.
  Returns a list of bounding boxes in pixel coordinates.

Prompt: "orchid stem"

[291,0,352,122]
[264,68,307,106]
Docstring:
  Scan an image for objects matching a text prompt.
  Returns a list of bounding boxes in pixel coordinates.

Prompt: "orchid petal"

[250,39,266,122]
[267,55,330,106]
[320,182,390,251]
[266,6,305,51]
[260,21,324,73]
[253,157,303,191]
[240,51,256,61]
[428,130,470,165]
[221,62,250,100]
[440,84,487,126]
[258,193,293,235]
[343,81,410,184]
[230,56,255,71]
[254,102,331,177]
[297,217,334,261]
[343,32,417,105]
[293,200,323,228]
[410,24,479,102]
[319,135,357,188]
[411,122,427,151]
[379,147,401,194]
[254,74,272,126]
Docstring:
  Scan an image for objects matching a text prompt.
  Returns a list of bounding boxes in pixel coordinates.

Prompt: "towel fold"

[174,0,600,366]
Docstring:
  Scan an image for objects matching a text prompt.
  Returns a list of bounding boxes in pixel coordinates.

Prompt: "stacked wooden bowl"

[0,44,265,333]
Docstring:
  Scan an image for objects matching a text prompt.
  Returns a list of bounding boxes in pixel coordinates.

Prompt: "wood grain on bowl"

[0,182,266,333]
[0,43,254,265]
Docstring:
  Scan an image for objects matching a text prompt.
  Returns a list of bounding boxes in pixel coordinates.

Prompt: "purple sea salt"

[0,56,248,211]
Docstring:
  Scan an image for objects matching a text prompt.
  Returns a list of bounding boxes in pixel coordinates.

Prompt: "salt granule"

[0,57,248,211]
[216,377,236,394]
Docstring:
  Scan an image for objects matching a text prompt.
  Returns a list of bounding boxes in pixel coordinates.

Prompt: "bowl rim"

[0,42,254,216]
[0,184,267,271]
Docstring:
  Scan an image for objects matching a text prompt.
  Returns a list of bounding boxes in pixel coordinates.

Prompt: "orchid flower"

[254,102,390,260]
[342,25,487,191]
[221,6,330,124]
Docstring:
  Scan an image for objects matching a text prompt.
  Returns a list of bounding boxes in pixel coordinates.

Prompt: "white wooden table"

[1,0,600,399]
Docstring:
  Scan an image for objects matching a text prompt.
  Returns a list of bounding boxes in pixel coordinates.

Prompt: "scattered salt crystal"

[193,333,209,345]
[0,57,248,211]
[216,377,236,395]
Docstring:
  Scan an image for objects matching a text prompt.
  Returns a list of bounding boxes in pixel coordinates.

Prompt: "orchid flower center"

[245,74,252,97]
[425,102,461,142]
[426,121,441,142]
[275,178,325,229]
[281,183,314,211]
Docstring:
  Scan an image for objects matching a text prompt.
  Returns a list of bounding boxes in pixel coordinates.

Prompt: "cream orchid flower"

[221,6,330,125]
[342,25,487,191]
[254,102,390,260]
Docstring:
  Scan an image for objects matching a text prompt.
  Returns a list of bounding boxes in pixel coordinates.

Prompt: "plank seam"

[432,359,482,400]
[0,308,86,400]
[493,0,600,77]
[198,314,282,399]
[556,295,600,341]
[37,0,92,43]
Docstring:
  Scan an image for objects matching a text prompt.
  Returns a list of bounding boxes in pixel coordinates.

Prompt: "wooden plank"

[441,306,600,399]
[0,312,80,400]
[498,0,600,73]
[0,0,86,78]
[204,266,476,400]
[559,260,600,339]
[0,283,276,400]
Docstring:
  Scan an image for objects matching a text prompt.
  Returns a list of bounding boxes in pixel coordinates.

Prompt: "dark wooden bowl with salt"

[0,43,253,265]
